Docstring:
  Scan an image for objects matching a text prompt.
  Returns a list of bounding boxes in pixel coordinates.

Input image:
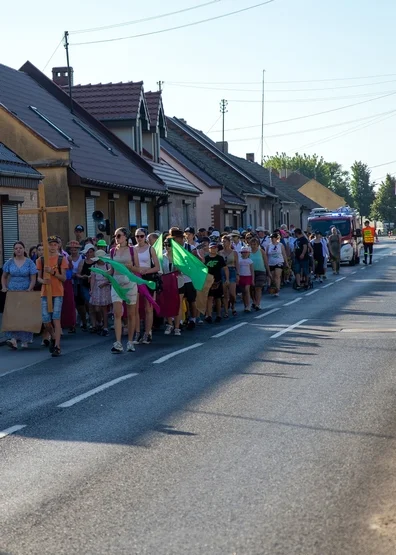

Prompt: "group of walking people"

[1,222,345,357]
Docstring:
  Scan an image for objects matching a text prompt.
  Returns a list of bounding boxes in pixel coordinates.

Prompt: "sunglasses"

[135,234,145,239]
[116,233,124,239]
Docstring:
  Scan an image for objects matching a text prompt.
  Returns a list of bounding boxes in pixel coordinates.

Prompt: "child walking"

[89,249,112,336]
[239,246,254,312]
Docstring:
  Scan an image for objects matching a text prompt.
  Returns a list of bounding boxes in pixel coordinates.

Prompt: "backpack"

[40,255,64,278]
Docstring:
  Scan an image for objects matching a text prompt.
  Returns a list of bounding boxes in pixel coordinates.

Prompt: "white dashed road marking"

[335,277,346,282]
[153,343,203,364]
[305,289,319,297]
[0,425,26,440]
[321,283,334,289]
[283,297,302,307]
[270,320,308,339]
[211,322,248,338]
[254,308,280,319]
[58,373,138,408]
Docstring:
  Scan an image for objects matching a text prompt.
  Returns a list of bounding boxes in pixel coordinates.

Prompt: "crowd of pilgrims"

[1,222,342,357]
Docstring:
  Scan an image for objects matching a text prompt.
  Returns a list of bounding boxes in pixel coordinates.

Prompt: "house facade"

[165,119,276,230]
[64,74,202,231]
[0,143,42,264]
[0,62,167,244]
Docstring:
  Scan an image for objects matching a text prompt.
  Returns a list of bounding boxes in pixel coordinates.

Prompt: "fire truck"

[307,207,363,265]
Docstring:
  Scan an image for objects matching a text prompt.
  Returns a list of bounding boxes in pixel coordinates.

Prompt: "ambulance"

[307,206,363,265]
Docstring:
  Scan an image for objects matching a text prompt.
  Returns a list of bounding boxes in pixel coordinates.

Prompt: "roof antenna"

[64,31,73,113]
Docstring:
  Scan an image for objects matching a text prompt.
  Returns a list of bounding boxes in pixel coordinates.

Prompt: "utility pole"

[261,69,266,166]
[220,99,228,152]
[157,80,164,93]
[64,31,73,113]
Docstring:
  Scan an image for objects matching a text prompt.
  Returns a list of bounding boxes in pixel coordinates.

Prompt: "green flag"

[153,234,164,272]
[171,239,208,291]
[91,267,131,303]
[98,256,156,290]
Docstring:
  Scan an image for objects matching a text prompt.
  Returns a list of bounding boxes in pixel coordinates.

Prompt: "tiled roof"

[168,118,271,199]
[227,154,321,210]
[161,140,221,189]
[149,160,202,195]
[0,62,166,195]
[145,91,161,126]
[222,190,246,206]
[285,171,310,188]
[70,81,145,121]
[165,122,270,202]
[0,143,42,179]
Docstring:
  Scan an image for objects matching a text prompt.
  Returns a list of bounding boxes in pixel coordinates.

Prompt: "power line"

[288,111,396,153]
[369,158,396,169]
[217,109,396,141]
[70,0,225,34]
[71,0,275,46]
[42,36,64,71]
[206,114,222,133]
[165,78,396,93]
[227,90,396,103]
[167,73,396,85]
[372,171,396,182]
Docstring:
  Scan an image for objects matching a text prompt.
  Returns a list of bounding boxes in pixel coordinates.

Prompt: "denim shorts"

[222,266,237,283]
[41,296,64,323]
[293,259,309,275]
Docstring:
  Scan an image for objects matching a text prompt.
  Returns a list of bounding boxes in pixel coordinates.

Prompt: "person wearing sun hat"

[96,239,108,252]
[230,230,243,254]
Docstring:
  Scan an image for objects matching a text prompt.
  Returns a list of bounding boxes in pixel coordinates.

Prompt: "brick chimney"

[246,153,255,162]
[52,66,74,87]
[216,141,228,154]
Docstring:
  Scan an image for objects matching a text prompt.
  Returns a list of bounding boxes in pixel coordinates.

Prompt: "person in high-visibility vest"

[362,220,377,264]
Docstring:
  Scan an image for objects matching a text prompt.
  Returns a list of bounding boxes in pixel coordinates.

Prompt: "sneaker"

[187,320,196,330]
[255,305,261,311]
[244,308,251,313]
[41,338,50,347]
[196,318,204,326]
[51,346,61,357]
[174,328,181,336]
[111,341,123,354]
[132,332,141,345]
[215,316,222,323]
[101,328,109,337]
[205,316,213,324]
[140,333,152,345]
[126,341,135,352]
[164,324,173,335]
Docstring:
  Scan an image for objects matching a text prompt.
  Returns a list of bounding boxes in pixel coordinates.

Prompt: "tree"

[371,174,396,228]
[264,152,352,203]
[349,161,375,223]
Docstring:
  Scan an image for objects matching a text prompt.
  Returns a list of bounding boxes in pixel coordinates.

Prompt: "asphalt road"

[1,240,396,555]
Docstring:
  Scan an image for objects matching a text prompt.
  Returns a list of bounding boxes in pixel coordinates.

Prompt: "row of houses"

[0,61,346,264]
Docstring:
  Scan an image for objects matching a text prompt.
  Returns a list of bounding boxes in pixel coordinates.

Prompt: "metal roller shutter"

[2,203,19,261]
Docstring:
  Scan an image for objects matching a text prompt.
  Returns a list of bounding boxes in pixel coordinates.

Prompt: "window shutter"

[85,197,96,238]
[2,203,19,261]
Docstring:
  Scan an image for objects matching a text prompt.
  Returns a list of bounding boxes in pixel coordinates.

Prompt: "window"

[129,201,137,226]
[29,106,75,144]
[224,212,231,227]
[1,203,18,262]
[141,202,148,227]
[85,197,96,238]
[253,209,257,229]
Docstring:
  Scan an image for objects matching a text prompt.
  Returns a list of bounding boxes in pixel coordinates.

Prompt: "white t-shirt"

[239,257,253,276]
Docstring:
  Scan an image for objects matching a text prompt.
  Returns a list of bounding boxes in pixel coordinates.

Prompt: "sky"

[2,0,396,182]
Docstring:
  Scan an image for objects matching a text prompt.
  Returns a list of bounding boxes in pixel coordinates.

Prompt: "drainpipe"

[155,196,169,230]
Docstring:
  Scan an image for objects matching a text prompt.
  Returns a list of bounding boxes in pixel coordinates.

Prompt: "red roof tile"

[145,91,161,126]
[71,82,144,121]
